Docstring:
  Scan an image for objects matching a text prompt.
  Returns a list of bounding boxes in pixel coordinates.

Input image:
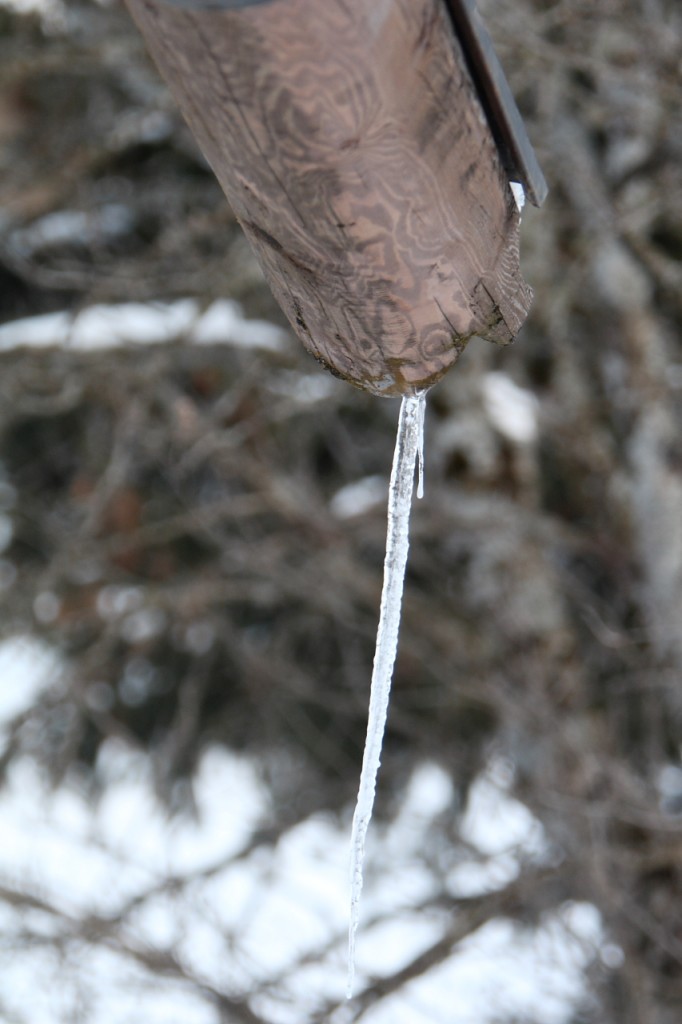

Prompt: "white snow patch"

[192,299,286,351]
[269,369,339,403]
[481,371,539,444]
[240,815,349,979]
[0,299,287,354]
[12,205,134,254]
[75,301,198,348]
[0,303,196,351]
[330,475,386,519]
[461,768,545,858]
[169,747,268,874]
[353,912,444,985]
[0,635,59,725]
[383,761,454,862]
[361,906,601,1024]
[0,310,72,349]
[0,759,150,915]
[0,723,603,1024]
[400,761,453,819]
[443,759,548,899]
[0,0,65,27]
[0,623,599,1024]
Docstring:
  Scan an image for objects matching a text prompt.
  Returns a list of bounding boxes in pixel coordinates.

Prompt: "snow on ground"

[0,638,605,1024]
[359,906,602,1024]
[0,0,61,17]
[10,206,135,255]
[481,372,539,444]
[0,635,60,725]
[0,300,287,354]
[330,477,387,520]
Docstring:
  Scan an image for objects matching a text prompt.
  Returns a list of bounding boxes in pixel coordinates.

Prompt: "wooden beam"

[126,0,533,395]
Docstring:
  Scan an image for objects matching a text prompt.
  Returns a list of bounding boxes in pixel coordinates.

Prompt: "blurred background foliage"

[0,0,681,1021]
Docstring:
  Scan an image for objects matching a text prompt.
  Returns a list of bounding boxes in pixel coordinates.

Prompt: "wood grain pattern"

[126,0,532,395]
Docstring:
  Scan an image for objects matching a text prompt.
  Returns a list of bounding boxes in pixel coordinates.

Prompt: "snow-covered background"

[0,288,606,1021]
[1,0,681,1021]
[0,633,604,1024]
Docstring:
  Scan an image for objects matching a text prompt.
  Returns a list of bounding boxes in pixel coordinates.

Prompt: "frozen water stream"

[347,391,426,997]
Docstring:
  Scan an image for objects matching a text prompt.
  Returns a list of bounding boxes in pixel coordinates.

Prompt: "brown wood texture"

[126,0,532,396]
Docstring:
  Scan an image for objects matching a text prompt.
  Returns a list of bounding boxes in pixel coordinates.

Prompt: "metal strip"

[444,0,547,206]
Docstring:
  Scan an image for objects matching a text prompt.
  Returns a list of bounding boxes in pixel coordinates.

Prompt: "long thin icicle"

[347,390,426,998]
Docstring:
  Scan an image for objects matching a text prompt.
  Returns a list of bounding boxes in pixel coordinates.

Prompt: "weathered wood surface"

[126,0,532,395]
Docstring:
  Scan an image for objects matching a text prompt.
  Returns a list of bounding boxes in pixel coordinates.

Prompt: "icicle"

[347,390,426,999]
[416,391,426,500]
